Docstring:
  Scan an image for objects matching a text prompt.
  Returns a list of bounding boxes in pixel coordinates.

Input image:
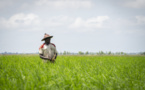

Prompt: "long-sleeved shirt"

[39,43,57,60]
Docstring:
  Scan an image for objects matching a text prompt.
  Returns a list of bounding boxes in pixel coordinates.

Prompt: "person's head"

[44,38,51,44]
[41,33,53,44]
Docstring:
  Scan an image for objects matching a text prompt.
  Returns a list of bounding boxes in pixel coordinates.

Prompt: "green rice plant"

[0,55,145,90]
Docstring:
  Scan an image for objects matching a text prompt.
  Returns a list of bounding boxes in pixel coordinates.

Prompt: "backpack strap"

[39,43,45,50]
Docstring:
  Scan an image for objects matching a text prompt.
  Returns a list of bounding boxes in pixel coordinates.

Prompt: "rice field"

[0,55,145,90]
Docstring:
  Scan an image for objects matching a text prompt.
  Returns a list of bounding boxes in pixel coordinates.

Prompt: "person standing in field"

[39,33,57,63]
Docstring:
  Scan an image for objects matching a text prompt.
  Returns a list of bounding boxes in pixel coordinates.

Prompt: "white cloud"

[69,16,109,29]
[0,14,74,31]
[0,13,40,28]
[0,15,110,32]
[124,0,145,8]
[35,0,93,9]
[1,14,144,33]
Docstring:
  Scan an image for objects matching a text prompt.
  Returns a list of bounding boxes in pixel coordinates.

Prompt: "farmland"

[0,55,145,90]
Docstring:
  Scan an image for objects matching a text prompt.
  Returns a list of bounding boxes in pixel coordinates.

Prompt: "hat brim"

[41,36,53,41]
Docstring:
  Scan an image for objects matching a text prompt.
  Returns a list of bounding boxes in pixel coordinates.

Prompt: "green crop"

[0,55,145,90]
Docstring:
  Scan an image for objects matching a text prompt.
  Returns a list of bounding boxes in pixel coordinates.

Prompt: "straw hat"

[41,33,53,41]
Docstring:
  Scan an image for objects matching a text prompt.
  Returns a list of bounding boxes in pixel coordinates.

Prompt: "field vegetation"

[0,55,145,90]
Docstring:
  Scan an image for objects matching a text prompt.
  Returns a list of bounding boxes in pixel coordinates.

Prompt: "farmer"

[39,33,57,63]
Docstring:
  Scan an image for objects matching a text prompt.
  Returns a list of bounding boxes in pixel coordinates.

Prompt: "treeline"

[1,51,145,55]
[58,51,145,55]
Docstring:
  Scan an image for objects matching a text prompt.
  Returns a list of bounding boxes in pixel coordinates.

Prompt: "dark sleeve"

[55,53,57,59]
[39,54,51,60]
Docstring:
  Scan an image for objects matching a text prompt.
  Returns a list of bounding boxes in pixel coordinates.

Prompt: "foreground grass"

[0,55,145,90]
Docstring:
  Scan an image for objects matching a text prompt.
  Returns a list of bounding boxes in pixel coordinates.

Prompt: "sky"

[0,0,145,53]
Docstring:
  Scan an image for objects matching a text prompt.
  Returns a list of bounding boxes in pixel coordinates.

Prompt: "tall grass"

[0,55,145,90]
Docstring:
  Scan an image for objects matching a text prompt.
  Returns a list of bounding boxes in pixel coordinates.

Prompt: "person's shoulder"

[50,43,56,47]
[39,43,45,49]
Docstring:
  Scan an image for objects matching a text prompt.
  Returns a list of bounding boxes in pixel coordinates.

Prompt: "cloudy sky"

[0,0,145,53]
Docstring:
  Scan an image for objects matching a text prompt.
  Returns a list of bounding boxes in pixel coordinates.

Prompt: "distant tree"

[141,52,145,55]
[99,51,104,55]
[66,51,70,55]
[124,53,127,55]
[68,51,71,55]
[63,51,66,55]
[121,52,124,55]
[108,51,112,55]
[78,51,84,55]
[85,51,89,55]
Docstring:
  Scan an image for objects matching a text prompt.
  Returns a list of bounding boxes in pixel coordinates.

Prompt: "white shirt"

[39,43,57,60]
